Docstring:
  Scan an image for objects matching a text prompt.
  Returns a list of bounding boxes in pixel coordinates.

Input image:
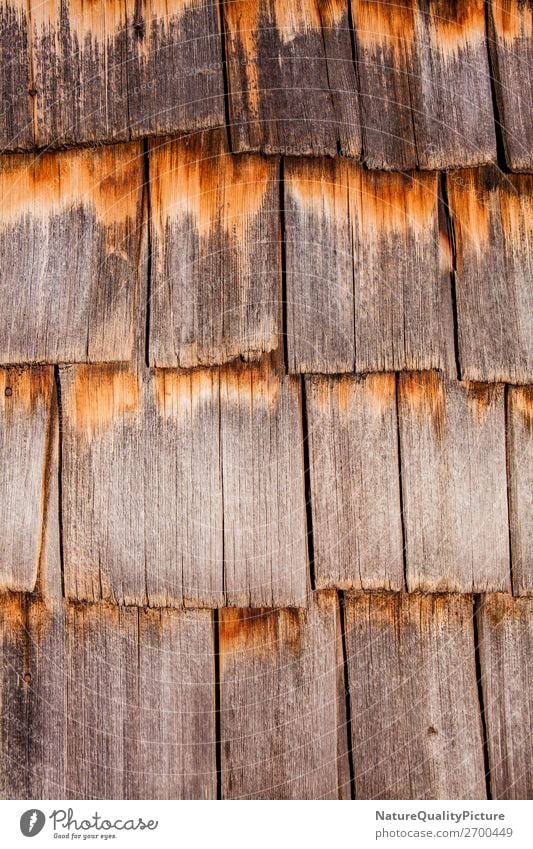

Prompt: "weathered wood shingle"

[398,372,510,593]
[344,592,487,799]
[0,145,144,365]
[507,387,533,596]
[149,132,280,368]
[0,1,32,151]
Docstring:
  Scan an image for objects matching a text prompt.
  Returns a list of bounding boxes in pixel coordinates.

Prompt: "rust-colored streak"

[428,0,486,59]
[0,367,53,415]
[0,591,26,630]
[511,385,533,432]
[464,382,499,422]
[220,356,281,407]
[219,607,305,660]
[0,143,143,226]
[357,169,438,236]
[491,0,533,42]
[447,169,492,253]
[286,158,348,219]
[69,365,140,435]
[154,367,218,420]
[401,371,447,436]
[352,0,415,59]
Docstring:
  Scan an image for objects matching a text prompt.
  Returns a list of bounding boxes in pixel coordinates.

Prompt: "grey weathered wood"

[220,358,308,607]
[352,0,496,170]
[488,0,533,171]
[0,368,54,592]
[285,158,451,374]
[398,371,510,593]
[30,0,224,148]
[507,387,532,596]
[0,594,29,799]
[223,0,360,156]
[447,168,533,384]
[219,590,342,799]
[344,591,487,799]
[149,131,280,368]
[477,594,533,800]
[0,145,144,365]
[0,1,33,150]
[305,373,403,590]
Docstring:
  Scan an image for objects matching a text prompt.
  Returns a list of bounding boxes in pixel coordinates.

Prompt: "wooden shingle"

[507,387,533,596]
[219,591,342,799]
[352,0,496,170]
[477,594,533,800]
[447,167,533,384]
[305,373,403,590]
[0,1,32,150]
[0,145,144,365]
[344,592,486,799]
[488,0,533,171]
[149,132,280,368]
[398,372,510,593]
[285,158,452,374]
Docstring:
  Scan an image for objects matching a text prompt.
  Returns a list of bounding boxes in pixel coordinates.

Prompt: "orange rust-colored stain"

[286,157,349,219]
[491,0,533,42]
[219,606,305,660]
[69,364,140,435]
[510,385,533,432]
[0,143,142,226]
[446,169,492,252]
[352,0,415,59]
[29,0,127,46]
[499,175,533,245]
[427,0,486,59]
[0,366,53,415]
[464,381,499,422]
[0,591,26,631]
[154,367,219,419]
[220,355,282,407]
[400,371,447,434]
[356,168,438,236]
[150,131,272,242]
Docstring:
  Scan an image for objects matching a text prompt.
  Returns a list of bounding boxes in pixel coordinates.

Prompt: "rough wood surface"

[477,594,533,800]
[305,374,403,590]
[223,0,360,156]
[352,0,496,170]
[0,368,54,593]
[507,387,533,596]
[149,132,280,368]
[0,145,144,365]
[219,591,342,799]
[398,372,510,593]
[0,594,28,798]
[344,591,487,799]
[447,167,533,384]
[29,0,224,147]
[0,1,33,150]
[488,0,533,171]
[285,158,451,374]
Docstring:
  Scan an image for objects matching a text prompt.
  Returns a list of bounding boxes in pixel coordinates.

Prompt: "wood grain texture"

[488,0,533,171]
[219,591,343,799]
[0,368,54,593]
[352,0,496,170]
[344,592,487,799]
[149,131,280,368]
[507,387,532,596]
[30,0,224,148]
[0,1,33,150]
[223,0,361,156]
[0,594,29,798]
[285,158,451,374]
[0,144,144,365]
[220,359,308,607]
[398,372,510,593]
[305,374,403,590]
[447,167,532,384]
[477,594,533,799]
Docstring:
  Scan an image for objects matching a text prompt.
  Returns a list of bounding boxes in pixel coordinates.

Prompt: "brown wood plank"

[285,158,451,374]
[488,0,533,171]
[149,132,280,368]
[223,0,360,156]
[0,1,33,150]
[398,372,510,592]
[0,594,29,799]
[219,591,342,799]
[477,593,533,799]
[220,359,308,607]
[507,387,532,596]
[344,591,487,799]
[305,374,403,590]
[0,368,54,593]
[30,0,224,148]
[352,0,496,170]
[447,168,533,384]
[0,145,144,365]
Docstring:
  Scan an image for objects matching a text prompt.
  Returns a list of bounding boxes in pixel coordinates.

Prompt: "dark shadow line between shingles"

[439,173,462,381]
[394,373,408,592]
[142,138,152,369]
[279,157,289,372]
[483,0,510,172]
[503,384,515,594]
[217,0,233,152]
[338,590,356,800]
[213,609,222,800]
[300,377,316,592]
[53,366,66,600]
[473,595,493,800]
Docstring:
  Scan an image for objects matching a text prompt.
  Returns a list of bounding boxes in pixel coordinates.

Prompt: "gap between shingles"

[503,384,514,594]
[213,609,222,799]
[217,0,233,152]
[142,138,152,369]
[483,0,509,172]
[53,366,66,599]
[473,595,492,800]
[338,591,356,799]
[300,377,316,592]
[439,173,462,380]
[394,373,408,592]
